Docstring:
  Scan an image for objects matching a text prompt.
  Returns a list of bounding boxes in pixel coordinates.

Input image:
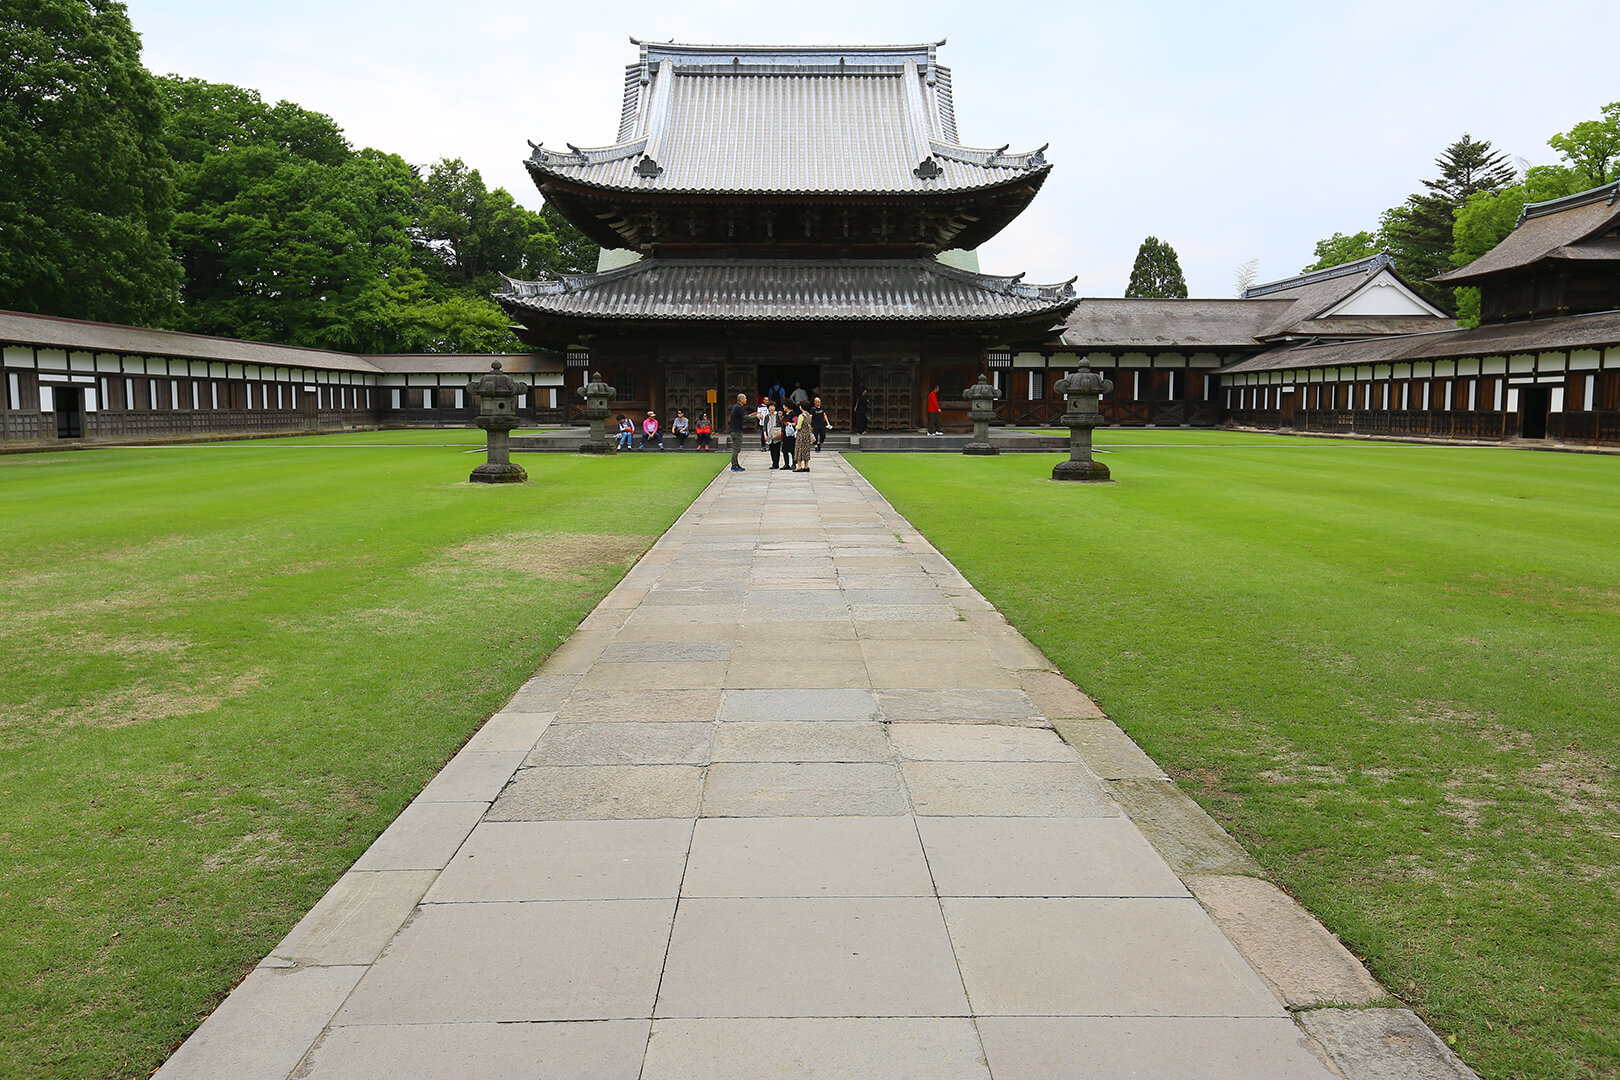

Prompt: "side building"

[1023,255,1450,427]
[1221,182,1620,445]
[0,310,565,446]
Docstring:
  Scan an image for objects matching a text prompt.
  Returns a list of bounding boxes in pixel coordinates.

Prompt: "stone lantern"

[465,361,530,484]
[576,371,617,454]
[1051,363,1113,482]
[962,374,1001,455]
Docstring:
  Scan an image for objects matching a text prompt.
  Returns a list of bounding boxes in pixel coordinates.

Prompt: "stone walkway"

[157,450,1471,1080]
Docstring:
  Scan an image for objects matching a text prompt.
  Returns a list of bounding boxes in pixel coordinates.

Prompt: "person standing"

[790,382,809,407]
[780,403,797,468]
[853,388,870,435]
[793,406,814,471]
[765,405,785,469]
[670,409,689,449]
[757,396,771,450]
[728,392,749,471]
[926,384,942,435]
[810,396,828,451]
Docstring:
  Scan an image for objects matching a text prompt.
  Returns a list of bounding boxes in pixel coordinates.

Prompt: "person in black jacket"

[853,388,870,435]
[810,396,829,451]
[728,393,749,471]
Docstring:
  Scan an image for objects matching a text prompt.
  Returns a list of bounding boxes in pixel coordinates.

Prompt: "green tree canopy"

[1547,102,1620,187]
[1125,236,1188,299]
[1378,133,1516,311]
[1302,231,1380,273]
[0,0,180,323]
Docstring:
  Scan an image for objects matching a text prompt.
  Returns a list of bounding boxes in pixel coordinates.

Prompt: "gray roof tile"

[529,43,1046,195]
[496,260,1077,322]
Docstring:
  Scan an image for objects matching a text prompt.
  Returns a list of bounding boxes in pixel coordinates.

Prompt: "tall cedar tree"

[0,0,180,322]
[1380,134,1514,309]
[1125,236,1188,298]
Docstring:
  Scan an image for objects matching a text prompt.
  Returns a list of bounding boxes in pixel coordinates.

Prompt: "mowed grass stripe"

[850,436,1619,1080]
[0,434,720,1080]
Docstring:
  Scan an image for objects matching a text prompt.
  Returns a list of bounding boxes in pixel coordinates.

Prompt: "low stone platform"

[511,429,1069,453]
[155,447,1476,1080]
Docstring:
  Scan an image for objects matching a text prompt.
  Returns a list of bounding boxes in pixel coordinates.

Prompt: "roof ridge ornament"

[913,156,942,180]
[635,155,664,179]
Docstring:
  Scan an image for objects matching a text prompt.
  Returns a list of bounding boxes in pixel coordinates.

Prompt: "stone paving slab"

[156,451,1424,1080]
[641,1018,990,1080]
[976,1016,1338,1080]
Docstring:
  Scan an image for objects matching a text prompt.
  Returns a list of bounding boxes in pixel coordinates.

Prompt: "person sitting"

[694,414,712,451]
[670,410,690,449]
[642,411,663,450]
[616,414,634,450]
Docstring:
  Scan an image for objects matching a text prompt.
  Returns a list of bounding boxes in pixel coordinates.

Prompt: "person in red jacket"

[925,385,942,435]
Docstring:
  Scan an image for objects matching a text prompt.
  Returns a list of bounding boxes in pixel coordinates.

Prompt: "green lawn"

[852,433,1620,1080]
[0,433,720,1080]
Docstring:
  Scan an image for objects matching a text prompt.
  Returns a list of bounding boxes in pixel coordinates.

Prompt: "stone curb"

[1186,875,1385,1008]
[1296,1008,1482,1079]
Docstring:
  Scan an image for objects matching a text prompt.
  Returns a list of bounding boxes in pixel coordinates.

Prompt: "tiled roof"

[1060,299,1289,349]
[1435,181,1620,284]
[496,260,1077,323]
[1221,308,1620,374]
[527,42,1048,196]
[0,310,559,375]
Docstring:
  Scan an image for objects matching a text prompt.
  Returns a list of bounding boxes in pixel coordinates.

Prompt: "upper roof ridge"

[1518,179,1620,224]
[1242,253,1393,298]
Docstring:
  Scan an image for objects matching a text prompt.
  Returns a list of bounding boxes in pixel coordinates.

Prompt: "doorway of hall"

[1519,386,1550,439]
[53,387,84,439]
[758,363,821,410]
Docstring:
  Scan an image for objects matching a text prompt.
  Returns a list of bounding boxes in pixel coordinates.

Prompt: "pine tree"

[1381,134,1515,310]
[1125,236,1188,298]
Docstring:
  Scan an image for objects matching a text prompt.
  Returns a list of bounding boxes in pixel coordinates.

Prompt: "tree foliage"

[1302,231,1380,273]
[0,0,181,323]
[1125,236,1188,299]
[1547,102,1620,187]
[157,78,598,353]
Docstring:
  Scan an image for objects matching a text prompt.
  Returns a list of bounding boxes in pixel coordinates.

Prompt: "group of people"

[724,391,826,473]
[615,409,714,451]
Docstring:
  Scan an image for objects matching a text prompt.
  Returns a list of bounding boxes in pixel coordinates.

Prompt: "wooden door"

[856,363,915,431]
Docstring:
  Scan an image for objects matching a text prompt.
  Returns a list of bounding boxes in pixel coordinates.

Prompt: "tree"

[0,0,180,322]
[1302,231,1379,273]
[1233,258,1260,296]
[1125,236,1187,298]
[1547,102,1620,187]
[1380,134,1516,310]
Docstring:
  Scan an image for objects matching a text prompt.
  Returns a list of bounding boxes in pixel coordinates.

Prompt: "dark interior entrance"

[53,387,83,439]
[758,363,821,406]
[1519,386,1550,439]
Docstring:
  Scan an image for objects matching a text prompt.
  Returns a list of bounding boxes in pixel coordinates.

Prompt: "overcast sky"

[126,0,1618,297]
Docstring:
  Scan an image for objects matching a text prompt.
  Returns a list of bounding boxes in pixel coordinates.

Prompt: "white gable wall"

[1325,269,1447,318]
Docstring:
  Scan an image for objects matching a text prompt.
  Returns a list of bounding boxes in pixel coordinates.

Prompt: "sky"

[125,0,1618,298]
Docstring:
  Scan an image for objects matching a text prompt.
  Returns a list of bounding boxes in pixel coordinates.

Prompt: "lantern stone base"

[469,461,529,484]
[1051,458,1111,482]
[961,441,999,456]
[577,439,617,455]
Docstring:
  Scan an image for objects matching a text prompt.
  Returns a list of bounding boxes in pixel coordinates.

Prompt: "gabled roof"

[1242,255,1448,340]
[525,41,1050,197]
[1059,257,1451,352]
[1434,180,1620,284]
[496,259,1077,323]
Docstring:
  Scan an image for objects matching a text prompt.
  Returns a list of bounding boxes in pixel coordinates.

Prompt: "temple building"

[1219,182,1620,442]
[494,40,1077,430]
